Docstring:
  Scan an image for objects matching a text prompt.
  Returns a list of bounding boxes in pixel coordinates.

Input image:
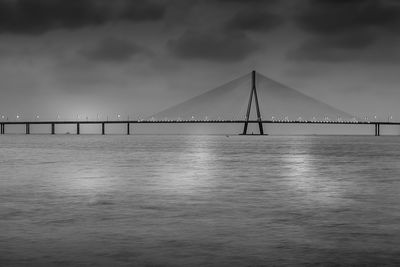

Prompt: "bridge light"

[16,115,20,119]
[1,115,4,119]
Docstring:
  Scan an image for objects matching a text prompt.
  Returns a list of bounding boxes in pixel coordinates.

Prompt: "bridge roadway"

[0,119,395,136]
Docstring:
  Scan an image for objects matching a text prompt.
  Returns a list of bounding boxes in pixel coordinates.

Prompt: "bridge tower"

[242,70,264,135]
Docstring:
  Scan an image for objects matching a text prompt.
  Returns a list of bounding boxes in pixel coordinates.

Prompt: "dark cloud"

[167,30,258,63]
[215,0,276,4]
[121,0,165,22]
[225,10,283,32]
[79,38,147,62]
[288,39,360,62]
[297,0,400,35]
[0,0,165,34]
[289,30,378,62]
[288,35,400,63]
[291,0,400,61]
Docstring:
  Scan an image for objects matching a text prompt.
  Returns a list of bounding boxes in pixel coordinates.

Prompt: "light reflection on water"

[156,138,217,196]
[1,135,400,266]
[282,150,346,206]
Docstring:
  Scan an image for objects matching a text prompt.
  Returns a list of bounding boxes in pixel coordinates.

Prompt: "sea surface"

[1,135,400,266]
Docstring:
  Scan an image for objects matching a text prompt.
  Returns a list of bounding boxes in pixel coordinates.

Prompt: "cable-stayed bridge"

[0,71,394,136]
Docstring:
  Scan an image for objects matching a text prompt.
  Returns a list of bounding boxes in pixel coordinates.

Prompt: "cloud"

[288,40,360,62]
[215,0,276,4]
[225,10,283,32]
[297,0,400,35]
[79,38,147,62]
[0,0,166,35]
[289,30,378,62]
[167,30,258,63]
[121,0,165,22]
[290,0,400,61]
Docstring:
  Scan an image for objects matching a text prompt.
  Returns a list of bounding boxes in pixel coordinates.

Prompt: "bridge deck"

[0,119,391,136]
[0,120,398,125]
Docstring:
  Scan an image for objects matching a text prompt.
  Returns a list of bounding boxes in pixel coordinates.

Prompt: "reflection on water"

[1,135,400,266]
[282,148,346,206]
[157,138,217,195]
[67,167,111,192]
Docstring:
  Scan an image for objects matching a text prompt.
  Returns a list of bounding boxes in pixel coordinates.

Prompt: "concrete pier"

[375,123,381,136]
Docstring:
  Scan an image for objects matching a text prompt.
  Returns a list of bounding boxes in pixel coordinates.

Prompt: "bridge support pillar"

[1,124,4,134]
[51,123,55,134]
[242,70,264,135]
[102,123,105,135]
[26,123,30,134]
[77,123,80,135]
[375,123,380,136]
[127,123,130,135]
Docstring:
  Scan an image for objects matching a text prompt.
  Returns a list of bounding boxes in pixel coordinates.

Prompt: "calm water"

[1,135,400,266]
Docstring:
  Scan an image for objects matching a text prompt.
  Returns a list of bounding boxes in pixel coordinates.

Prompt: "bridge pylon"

[242,70,264,135]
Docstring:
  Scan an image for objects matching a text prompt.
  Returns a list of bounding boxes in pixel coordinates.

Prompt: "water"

[1,135,400,266]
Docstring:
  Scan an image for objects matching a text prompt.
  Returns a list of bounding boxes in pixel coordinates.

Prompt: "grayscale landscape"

[1,0,400,266]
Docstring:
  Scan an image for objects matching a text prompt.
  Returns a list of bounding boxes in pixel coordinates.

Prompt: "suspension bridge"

[0,71,394,136]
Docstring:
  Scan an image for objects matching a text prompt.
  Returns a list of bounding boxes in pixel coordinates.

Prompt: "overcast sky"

[0,0,400,121]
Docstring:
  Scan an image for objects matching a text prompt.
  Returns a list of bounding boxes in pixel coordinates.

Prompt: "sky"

[0,0,400,122]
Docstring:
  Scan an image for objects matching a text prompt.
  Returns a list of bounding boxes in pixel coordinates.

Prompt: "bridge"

[0,71,394,136]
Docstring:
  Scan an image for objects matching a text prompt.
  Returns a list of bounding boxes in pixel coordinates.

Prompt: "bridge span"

[0,70,393,136]
[0,119,391,136]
